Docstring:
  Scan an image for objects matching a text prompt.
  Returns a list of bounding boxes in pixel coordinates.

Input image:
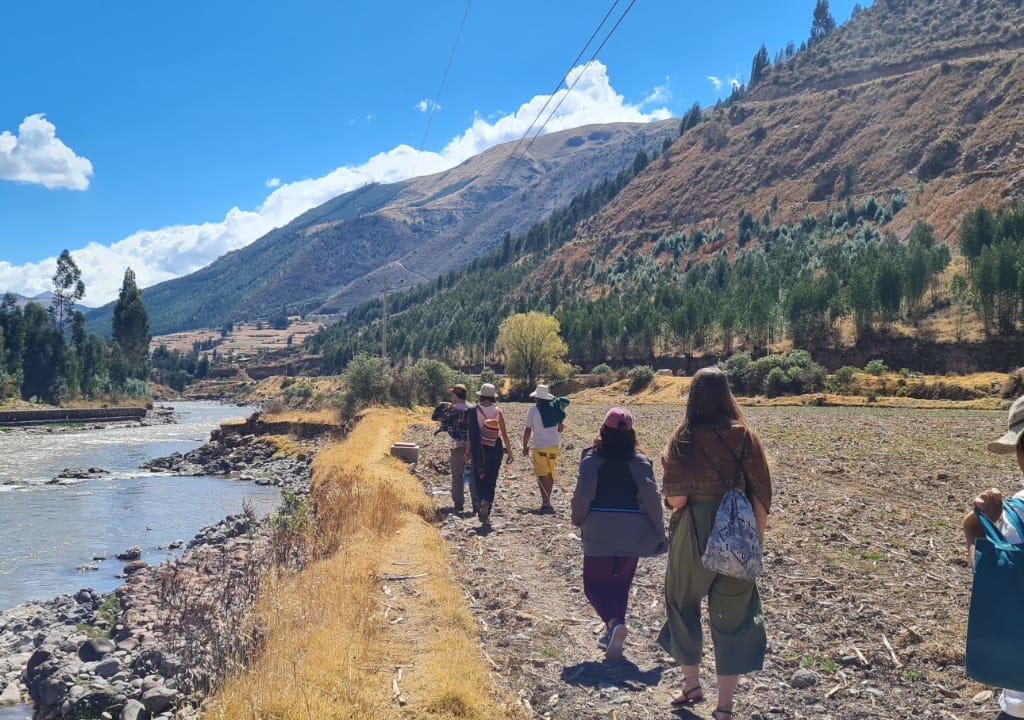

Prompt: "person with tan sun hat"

[466,383,514,526]
[523,383,568,513]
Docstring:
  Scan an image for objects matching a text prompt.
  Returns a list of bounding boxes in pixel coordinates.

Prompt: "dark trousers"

[474,443,502,505]
[583,555,639,625]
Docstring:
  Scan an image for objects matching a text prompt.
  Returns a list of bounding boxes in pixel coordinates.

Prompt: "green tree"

[20,303,65,402]
[496,312,570,389]
[750,44,769,85]
[112,268,151,379]
[679,102,702,136]
[874,257,903,325]
[810,0,837,44]
[960,206,996,267]
[50,249,85,333]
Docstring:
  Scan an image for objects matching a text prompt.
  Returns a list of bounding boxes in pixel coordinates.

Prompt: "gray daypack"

[699,429,764,582]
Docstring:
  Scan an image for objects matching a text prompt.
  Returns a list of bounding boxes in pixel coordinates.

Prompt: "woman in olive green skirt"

[658,368,772,720]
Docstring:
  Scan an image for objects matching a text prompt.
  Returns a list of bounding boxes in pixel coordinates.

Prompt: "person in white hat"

[465,382,514,526]
[963,394,1024,719]
[523,383,567,513]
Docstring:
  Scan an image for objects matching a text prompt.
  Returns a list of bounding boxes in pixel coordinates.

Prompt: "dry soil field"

[406,402,1015,720]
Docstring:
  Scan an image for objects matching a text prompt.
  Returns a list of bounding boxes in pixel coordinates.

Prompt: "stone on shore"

[120,699,150,720]
[117,547,142,561]
[141,684,177,713]
[123,560,149,575]
[0,682,21,706]
[79,637,116,662]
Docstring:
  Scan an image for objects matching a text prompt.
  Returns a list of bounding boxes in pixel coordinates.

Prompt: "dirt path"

[406,402,1013,720]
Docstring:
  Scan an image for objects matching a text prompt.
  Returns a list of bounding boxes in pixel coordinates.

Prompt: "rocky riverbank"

[0,430,316,720]
[9,407,176,436]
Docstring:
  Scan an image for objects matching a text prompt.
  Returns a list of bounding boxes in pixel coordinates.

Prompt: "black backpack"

[432,402,470,442]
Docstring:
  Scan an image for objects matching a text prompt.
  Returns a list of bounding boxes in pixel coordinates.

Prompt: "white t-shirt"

[526,406,561,450]
[999,490,1024,717]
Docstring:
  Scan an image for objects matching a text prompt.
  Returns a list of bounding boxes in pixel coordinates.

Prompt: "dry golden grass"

[208,408,520,720]
[260,408,343,426]
[573,371,1005,410]
[239,375,347,411]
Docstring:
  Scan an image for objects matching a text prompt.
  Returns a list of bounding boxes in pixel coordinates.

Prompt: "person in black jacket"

[571,407,666,661]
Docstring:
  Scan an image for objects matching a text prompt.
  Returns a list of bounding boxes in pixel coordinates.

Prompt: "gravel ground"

[405,402,1014,720]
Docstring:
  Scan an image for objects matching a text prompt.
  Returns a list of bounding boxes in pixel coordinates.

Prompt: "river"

[0,401,280,611]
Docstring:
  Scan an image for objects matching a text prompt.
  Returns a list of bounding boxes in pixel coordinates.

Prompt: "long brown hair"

[665,367,749,462]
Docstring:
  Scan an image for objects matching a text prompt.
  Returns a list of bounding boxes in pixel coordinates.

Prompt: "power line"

[494,0,639,188]
[411,0,472,179]
[489,0,622,186]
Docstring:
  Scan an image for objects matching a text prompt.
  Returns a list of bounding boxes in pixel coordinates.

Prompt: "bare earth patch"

[406,402,1012,719]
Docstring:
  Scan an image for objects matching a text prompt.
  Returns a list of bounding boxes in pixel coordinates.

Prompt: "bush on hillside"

[865,359,888,376]
[390,365,419,408]
[723,350,827,396]
[830,365,859,393]
[342,353,391,415]
[414,359,454,405]
[479,367,500,388]
[627,366,656,394]
[592,363,613,376]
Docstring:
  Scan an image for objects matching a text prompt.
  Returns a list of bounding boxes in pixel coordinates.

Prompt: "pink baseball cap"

[603,407,634,431]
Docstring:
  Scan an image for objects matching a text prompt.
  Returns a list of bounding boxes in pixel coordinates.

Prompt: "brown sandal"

[712,707,733,720]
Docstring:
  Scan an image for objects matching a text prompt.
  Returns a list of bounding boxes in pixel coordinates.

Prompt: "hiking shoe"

[597,629,611,650]
[605,622,627,661]
[540,503,555,514]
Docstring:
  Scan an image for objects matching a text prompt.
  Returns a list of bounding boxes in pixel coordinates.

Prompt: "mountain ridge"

[87,119,676,335]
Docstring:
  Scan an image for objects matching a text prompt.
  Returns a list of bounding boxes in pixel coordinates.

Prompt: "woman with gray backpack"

[658,367,772,720]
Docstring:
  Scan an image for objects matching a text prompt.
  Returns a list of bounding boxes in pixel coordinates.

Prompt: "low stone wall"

[0,407,147,427]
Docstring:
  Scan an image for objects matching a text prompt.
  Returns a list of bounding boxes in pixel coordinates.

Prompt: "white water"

[0,402,280,610]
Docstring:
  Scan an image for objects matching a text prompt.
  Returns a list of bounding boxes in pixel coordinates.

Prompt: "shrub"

[592,363,613,376]
[867,391,879,403]
[764,367,790,397]
[414,359,454,405]
[479,367,499,387]
[627,366,656,393]
[830,366,858,393]
[865,359,888,376]
[342,353,391,414]
[389,366,419,408]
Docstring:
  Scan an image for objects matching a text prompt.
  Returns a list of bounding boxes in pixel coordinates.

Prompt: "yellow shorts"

[531,447,560,478]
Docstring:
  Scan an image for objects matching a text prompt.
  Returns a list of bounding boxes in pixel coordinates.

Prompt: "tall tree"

[496,312,569,389]
[810,0,837,45]
[50,249,85,333]
[112,268,151,379]
[750,44,770,85]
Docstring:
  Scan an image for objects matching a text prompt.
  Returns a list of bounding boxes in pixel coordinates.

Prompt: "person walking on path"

[962,395,1024,720]
[658,367,772,720]
[466,383,514,526]
[445,383,477,514]
[571,407,666,661]
[523,384,566,513]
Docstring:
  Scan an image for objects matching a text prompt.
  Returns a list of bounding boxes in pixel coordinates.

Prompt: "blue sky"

[0,0,860,303]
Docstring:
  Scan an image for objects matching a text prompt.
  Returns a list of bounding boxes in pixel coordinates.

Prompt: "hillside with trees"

[311,0,1024,374]
[86,120,676,336]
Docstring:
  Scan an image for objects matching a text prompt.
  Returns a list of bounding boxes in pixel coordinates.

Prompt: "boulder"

[123,560,149,575]
[116,547,142,561]
[121,699,150,720]
[0,682,21,706]
[79,637,116,662]
[95,657,121,678]
[141,685,177,714]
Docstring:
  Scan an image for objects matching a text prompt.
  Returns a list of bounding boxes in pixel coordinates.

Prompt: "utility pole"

[366,269,407,363]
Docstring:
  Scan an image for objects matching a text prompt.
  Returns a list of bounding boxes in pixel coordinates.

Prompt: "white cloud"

[728,75,742,90]
[415,98,442,113]
[0,114,93,190]
[643,77,672,106]
[0,61,671,305]
[707,75,723,91]
[265,177,281,188]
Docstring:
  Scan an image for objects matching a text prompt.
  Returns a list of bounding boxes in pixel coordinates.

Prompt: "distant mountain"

[311,0,1024,372]
[5,291,94,311]
[86,119,677,335]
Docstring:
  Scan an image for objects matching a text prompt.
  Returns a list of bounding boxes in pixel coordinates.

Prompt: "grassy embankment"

[209,408,520,720]
[574,371,1006,410]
